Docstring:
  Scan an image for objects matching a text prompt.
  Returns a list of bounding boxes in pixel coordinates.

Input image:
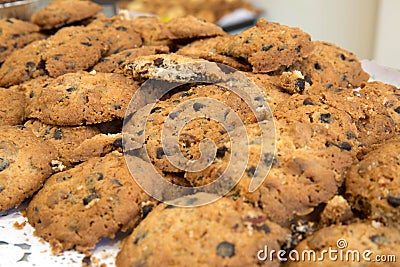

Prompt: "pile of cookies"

[0,0,399,266]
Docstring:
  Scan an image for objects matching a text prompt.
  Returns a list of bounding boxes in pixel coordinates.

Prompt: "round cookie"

[185,120,353,223]
[288,222,400,267]
[93,45,170,73]
[26,71,139,125]
[31,0,103,30]
[116,196,289,267]
[158,15,226,40]
[26,151,152,253]
[87,14,143,56]
[0,126,56,212]
[0,86,26,126]
[0,18,44,64]
[219,18,314,73]
[345,137,400,229]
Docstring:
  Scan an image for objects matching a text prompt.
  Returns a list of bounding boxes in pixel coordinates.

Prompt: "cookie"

[345,137,400,229]
[185,120,353,223]
[24,120,120,165]
[93,45,170,73]
[177,36,252,71]
[87,15,143,56]
[289,222,400,267]
[0,18,44,64]
[31,0,103,30]
[0,86,26,126]
[26,151,152,253]
[126,83,257,173]
[220,18,314,73]
[116,196,289,267]
[0,126,56,212]
[0,26,109,86]
[158,15,226,40]
[26,71,139,125]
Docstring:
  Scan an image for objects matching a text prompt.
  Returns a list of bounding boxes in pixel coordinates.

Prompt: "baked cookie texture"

[25,71,139,125]
[0,18,44,64]
[26,151,152,253]
[116,196,289,267]
[346,137,400,229]
[30,0,103,30]
[0,126,56,212]
[0,86,26,126]
[289,222,400,267]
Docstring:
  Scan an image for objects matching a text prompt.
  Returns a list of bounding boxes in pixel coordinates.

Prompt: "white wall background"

[252,0,400,69]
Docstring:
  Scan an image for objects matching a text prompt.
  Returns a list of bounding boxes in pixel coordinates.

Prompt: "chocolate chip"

[247,166,256,177]
[150,107,162,114]
[254,224,271,234]
[81,42,92,47]
[338,142,352,151]
[0,158,10,172]
[5,18,14,24]
[82,256,91,266]
[394,106,400,114]
[156,147,165,159]
[302,98,314,105]
[115,26,128,31]
[193,103,205,112]
[295,78,306,92]
[278,47,285,51]
[29,91,35,98]
[319,113,332,123]
[387,195,400,208]
[216,146,228,158]
[216,241,235,258]
[0,46,7,52]
[66,86,76,92]
[113,104,122,110]
[94,173,104,181]
[52,54,63,60]
[262,45,273,51]
[349,59,356,62]
[168,112,179,120]
[340,53,346,60]
[369,235,389,245]
[53,128,62,140]
[346,131,357,140]
[134,232,146,244]
[83,193,99,205]
[304,75,312,86]
[180,91,195,98]
[295,46,301,53]
[326,83,333,89]
[141,205,153,219]
[11,34,20,39]
[153,58,164,67]
[25,61,36,69]
[56,174,72,182]
[314,63,322,70]
[0,186,4,193]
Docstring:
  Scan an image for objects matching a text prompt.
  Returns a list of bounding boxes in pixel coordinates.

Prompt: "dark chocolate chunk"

[262,45,273,51]
[53,128,63,140]
[81,42,92,47]
[83,193,99,205]
[247,166,256,177]
[156,147,165,159]
[338,142,352,151]
[193,103,205,112]
[254,224,271,234]
[326,83,333,89]
[340,53,346,60]
[114,104,122,110]
[394,106,400,114]
[153,58,164,67]
[295,78,306,92]
[319,113,332,123]
[302,98,314,106]
[295,46,301,53]
[11,33,20,40]
[304,75,312,86]
[0,158,10,172]
[25,61,35,69]
[314,63,322,70]
[66,86,76,92]
[115,26,127,31]
[387,195,400,208]
[82,256,91,266]
[216,241,235,258]
[0,46,7,52]
[113,137,124,148]
[216,146,228,158]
